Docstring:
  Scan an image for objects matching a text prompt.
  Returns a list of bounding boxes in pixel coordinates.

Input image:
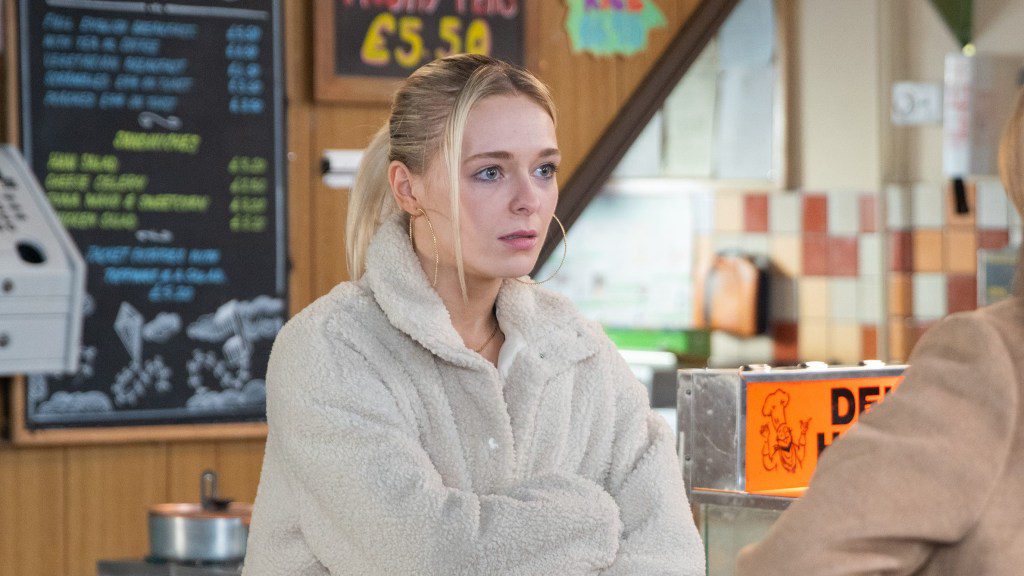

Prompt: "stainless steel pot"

[148,470,252,563]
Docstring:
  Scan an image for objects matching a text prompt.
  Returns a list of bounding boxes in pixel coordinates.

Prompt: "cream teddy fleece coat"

[242,213,704,575]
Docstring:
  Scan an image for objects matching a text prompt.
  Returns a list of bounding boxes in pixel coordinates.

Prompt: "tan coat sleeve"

[599,346,706,576]
[260,317,623,575]
[736,313,1019,575]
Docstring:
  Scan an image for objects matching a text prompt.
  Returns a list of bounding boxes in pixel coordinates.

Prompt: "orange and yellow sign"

[744,375,903,495]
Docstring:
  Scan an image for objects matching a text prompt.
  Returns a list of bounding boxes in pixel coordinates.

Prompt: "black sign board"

[19,0,286,431]
[314,0,523,101]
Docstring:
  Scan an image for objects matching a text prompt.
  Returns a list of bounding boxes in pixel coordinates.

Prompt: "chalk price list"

[228,155,269,233]
[226,24,266,115]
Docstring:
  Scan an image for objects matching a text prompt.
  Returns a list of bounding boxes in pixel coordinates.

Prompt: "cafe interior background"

[1,0,1022,574]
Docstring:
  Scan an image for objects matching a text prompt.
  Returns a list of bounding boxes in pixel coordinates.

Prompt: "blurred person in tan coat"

[735,89,1024,575]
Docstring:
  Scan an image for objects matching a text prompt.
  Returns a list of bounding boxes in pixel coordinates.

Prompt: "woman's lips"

[499,232,537,250]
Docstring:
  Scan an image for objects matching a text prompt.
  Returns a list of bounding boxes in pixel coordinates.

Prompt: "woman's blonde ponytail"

[346,125,399,280]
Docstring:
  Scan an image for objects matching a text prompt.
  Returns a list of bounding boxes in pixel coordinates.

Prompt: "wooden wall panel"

[0,2,713,574]
[64,445,167,576]
[0,448,65,575]
[530,0,701,183]
[166,442,219,502]
[215,440,266,504]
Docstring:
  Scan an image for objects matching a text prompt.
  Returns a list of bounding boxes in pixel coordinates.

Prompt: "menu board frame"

[313,0,526,103]
[8,0,286,445]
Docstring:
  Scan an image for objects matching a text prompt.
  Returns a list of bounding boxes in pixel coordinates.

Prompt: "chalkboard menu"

[19,0,286,431]
[314,0,523,102]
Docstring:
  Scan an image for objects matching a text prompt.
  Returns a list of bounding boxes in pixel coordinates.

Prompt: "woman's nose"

[511,173,542,214]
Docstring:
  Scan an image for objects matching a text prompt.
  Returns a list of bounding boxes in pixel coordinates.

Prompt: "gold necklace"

[472,321,500,353]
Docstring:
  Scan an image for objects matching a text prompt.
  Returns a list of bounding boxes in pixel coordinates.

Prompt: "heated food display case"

[678,362,906,575]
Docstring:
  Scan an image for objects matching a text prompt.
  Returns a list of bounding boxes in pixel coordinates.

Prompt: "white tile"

[857,275,883,324]
[709,331,741,367]
[716,231,749,252]
[734,335,775,365]
[886,184,911,230]
[911,182,944,228]
[737,233,770,255]
[691,191,715,234]
[769,193,801,233]
[828,278,858,321]
[859,234,881,276]
[912,274,948,320]
[976,178,1010,229]
[827,191,859,235]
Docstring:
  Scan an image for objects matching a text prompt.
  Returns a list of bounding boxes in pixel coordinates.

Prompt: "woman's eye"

[535,163,559,178]
[475,166,501,181]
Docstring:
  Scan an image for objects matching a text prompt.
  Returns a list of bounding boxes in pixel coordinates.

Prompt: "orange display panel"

[744,375,904,494]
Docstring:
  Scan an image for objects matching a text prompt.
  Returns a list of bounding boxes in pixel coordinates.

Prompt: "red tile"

[744,194,769,232]
[773,322,799,363]
[889,230,913,272]
[978,229,1010,250]
[859,194,877,233]
[829,236,859,276]
[802,234,830,276]
[861,325,878,359]
[803,195,828,233]
[947,274,978,313]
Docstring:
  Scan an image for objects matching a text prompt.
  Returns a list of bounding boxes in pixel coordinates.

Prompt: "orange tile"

[888,318,909,363]
[861,325,878,359]
[912,229,943,273]
[943,227,977,274]
[945,180,976,228]
[888,273,912,317]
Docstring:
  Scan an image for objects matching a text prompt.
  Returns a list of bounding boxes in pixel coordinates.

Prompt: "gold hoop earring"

[516,213,567,285]
[409,209,439,287]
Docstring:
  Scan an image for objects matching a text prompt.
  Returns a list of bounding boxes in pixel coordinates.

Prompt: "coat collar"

[361,213,598,374]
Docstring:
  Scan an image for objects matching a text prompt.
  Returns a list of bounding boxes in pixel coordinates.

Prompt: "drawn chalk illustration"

[187,379,266,412]
[184,296,283,411]
[37,390,114,414]
[138,111,182,131]
[111,302,173,406]
[759,389,811,474]
[143,312,182,343]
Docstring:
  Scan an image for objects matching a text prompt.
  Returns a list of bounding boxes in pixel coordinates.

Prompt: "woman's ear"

[389,160,420,214]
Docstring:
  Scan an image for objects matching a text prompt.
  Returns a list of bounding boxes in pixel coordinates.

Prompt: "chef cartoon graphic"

[759,389,811,474]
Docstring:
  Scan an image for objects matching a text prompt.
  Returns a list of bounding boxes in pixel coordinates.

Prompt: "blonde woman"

[243,54,704,575]
[736,90,1024,575]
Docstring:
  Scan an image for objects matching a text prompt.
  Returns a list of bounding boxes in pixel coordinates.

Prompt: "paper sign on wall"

[564,0,666,56]
[744,375,904,495]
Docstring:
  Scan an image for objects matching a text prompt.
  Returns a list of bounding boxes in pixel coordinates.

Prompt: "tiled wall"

[699,181,1021,367]
[699,189,883,367]
[886,179,1022,361]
